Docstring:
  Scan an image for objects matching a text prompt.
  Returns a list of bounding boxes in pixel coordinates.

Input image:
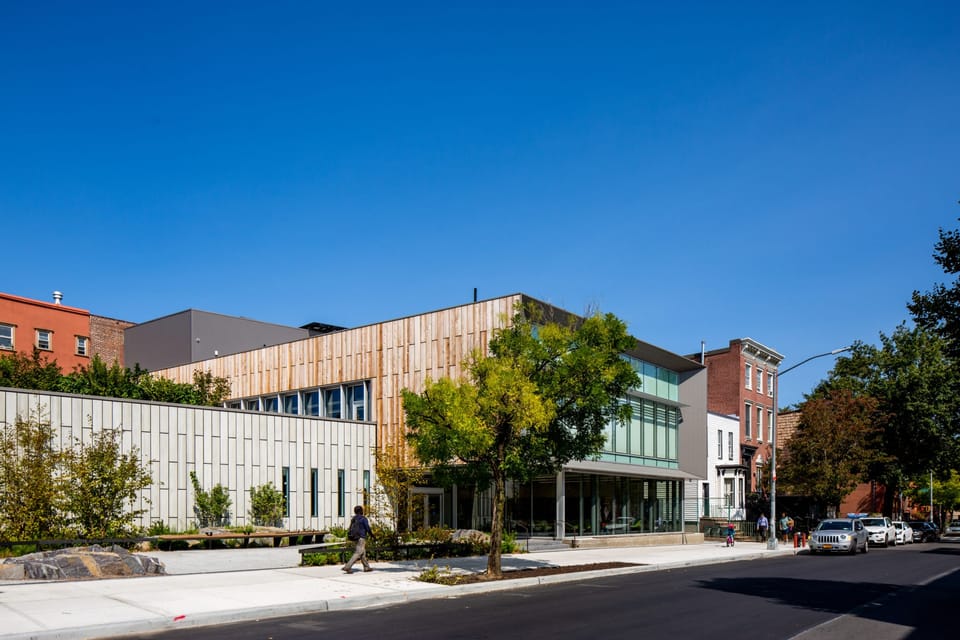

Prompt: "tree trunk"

[486,469,505,577]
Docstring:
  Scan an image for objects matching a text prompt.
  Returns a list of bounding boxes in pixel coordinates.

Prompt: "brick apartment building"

[0,291,132,370]
[693,338,784,500]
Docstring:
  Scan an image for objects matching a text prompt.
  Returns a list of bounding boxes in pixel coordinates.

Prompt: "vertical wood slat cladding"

[154,296,522,456]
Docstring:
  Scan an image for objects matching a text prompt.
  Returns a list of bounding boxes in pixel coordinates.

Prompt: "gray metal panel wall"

[125,311,193,371]
[677,367,708,480]
[189,311,310,364]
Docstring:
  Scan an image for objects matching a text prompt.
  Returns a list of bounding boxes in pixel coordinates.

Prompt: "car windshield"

[950,521,960,527]
[861,518,885,527]
[817,521,852,531]
[910,522,926,529]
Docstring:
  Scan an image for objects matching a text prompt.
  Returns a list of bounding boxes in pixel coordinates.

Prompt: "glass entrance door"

[409,488,443,530]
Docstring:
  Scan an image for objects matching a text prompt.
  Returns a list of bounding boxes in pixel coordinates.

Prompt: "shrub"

[190,471,231,527]
[248,483,285,527]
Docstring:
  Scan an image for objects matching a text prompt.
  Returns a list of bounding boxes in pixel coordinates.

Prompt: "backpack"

[347,516,362,541]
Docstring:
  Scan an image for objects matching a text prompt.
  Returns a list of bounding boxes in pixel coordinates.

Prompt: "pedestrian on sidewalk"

[343,505,374,573]
[757,513,769,542]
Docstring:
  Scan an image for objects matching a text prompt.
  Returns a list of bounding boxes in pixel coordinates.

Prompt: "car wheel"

[862,539,868,553]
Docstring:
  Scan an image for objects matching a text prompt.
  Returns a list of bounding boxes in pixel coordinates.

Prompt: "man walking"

[757,513,769,542]
[343,505,374,573]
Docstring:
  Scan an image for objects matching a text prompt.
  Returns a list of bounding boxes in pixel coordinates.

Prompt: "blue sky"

[2,2,958,407]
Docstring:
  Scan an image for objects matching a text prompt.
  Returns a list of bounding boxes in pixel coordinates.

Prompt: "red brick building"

[694,338,784,494]
[0,291,132,370]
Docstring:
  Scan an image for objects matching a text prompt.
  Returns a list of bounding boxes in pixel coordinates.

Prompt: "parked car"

[892,520,912,545]
[861,516,896,547]
[943,519,960,542]
[808,518,869,555]
[909,521,940,543]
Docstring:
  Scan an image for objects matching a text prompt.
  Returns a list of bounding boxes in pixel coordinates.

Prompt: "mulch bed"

[449,562,641,585]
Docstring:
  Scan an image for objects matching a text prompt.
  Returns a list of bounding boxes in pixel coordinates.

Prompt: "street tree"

[910,217,960,358]
[814,325,960,514]
[403,305,639,576]
[779,389,883,516]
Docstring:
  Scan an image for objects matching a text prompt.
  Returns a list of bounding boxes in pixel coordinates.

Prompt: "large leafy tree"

[0,348,63,391]
[814,325,960,514]
[403,305,639,576]
[909,217,960,357]
[779,389,883,515]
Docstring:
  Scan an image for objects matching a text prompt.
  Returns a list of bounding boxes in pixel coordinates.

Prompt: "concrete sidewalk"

[0,541,799,640]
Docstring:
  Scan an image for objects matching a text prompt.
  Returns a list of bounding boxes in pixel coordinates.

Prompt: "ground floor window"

[504,473,683,538]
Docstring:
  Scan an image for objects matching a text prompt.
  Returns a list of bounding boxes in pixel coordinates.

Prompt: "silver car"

[809,518,869,555]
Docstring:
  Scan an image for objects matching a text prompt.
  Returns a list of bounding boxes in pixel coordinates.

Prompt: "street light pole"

[767,346,852,550]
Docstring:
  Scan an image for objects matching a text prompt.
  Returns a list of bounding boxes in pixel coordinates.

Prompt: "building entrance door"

[409,488,444,530]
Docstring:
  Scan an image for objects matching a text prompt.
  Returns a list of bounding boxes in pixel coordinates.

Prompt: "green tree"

[62,427,153,537]
[369,443,425,535]
[815,325,960,514]
[403,305,639,576]
[0,410,67,540]
[0,348,63,391]
[190,471,232,528]
[60,355,149,398]
[248,483,286,527]
[192,369,232,406]
[909,217,960,358]
[779,389,883,515]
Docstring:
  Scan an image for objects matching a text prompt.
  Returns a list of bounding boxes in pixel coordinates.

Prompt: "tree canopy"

[403,304,639,576]
[811,325,960,514]
[910,218,960,358]
[779,389,883,515]
[0,351,231,407]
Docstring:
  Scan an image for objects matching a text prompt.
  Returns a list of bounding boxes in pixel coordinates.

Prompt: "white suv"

[861,516,897,547]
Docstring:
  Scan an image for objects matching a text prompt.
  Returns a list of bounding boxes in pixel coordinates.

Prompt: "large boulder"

[0,545,165,580]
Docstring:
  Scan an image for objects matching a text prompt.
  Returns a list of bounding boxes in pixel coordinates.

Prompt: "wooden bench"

[156,530,328,550]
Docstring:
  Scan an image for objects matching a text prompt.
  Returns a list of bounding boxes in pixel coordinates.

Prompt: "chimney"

[52,291,63,305]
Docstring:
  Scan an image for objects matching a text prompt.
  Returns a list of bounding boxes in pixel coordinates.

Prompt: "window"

[282,466,290,518]
[263,397,279,413]
[757,406,764,442]
[310,468,319,518]
[363,470,371,509]
[227,401,241,409]
[0,324,13,350]
[283,393,299,415]
[717,429,723,459]
[244,398,260,411]
[727,432,734,460]
[757,369,764,394]
[324,388,341,418]
[75,336,89,356]
[347,383,365,420]
[337,469,345,517]
[36,329,52,350]
[768,411,774,443]
[744,402,752,439]
[767,372,775,397]
[745,363,752,389]
[303,391,320,416]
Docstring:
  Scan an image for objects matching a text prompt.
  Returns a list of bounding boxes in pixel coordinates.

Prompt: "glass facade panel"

[348,383,365,420]
[303,391,320,416]
[263,397,279,413]
[558,473,683,537]
[283,394,299,415]
[325,388,341,418]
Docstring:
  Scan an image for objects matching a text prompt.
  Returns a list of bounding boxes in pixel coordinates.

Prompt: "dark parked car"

[909,521,940,542]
